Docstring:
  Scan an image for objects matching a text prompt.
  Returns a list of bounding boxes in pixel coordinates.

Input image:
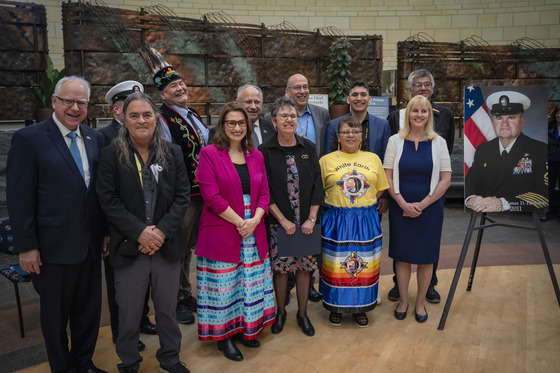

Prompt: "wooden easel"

[438,211,560,330]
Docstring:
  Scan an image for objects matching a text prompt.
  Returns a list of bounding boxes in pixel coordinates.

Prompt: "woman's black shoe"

[415,307,428,323]
[394,303,408,320]
[217,337,243,361]
[233,333,260,348]
[271,312,286,334]
[297,314,315,336]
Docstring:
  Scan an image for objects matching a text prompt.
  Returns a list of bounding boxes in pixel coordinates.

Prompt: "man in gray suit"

[261,73,330,157]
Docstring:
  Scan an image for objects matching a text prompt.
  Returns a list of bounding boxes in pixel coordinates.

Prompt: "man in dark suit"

[100,81,156,351]
[386,69,455,304]
[387,69,455,154]
[7,76,107,373]
[237,84,274,146]
[465,91,548,212]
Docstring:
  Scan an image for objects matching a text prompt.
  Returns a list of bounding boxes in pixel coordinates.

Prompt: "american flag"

[463,86,495,176]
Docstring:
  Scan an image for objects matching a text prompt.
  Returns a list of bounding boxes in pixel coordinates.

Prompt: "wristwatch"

[309,217,316,223]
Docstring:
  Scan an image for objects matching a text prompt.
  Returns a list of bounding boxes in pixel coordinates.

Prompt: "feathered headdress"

[138,42,182,91]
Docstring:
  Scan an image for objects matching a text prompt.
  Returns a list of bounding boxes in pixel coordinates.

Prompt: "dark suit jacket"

[6,117,105,264]
[257,117,275,146]
[261,104,330,156]
[465,132,548,210]
[96,142,191,267]
[387,102,455,154]
[98,118,121,144]
[325,113,391,160]
[195,145,270,264]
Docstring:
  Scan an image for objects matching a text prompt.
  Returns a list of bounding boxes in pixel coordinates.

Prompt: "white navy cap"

[105,80,144,105]
[486,91,530,116]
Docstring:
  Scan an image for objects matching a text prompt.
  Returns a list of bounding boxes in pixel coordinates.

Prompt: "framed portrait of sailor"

[464,85,548,213]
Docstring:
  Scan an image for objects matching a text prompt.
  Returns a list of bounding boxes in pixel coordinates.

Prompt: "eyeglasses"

[224,119,247,128]
[242,99,262,106]
[412,82,432,88]
[55,96,89,109]
[276,114,297,121]
[287,85,310,91]
[339,130,362,135]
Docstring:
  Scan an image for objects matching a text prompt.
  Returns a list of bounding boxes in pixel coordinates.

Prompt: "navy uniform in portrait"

[465,91,548,212]
[7,76,107,373]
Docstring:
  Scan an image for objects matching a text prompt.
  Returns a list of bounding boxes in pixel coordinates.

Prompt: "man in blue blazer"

[325,81,391,158]
[7,76,107,373]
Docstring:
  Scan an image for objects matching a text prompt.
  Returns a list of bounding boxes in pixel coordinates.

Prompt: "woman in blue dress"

[383,95,451,323]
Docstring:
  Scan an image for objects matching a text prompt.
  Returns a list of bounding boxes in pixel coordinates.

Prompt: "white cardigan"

[383,134,452,196]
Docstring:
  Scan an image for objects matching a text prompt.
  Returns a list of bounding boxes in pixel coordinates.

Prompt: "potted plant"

[326,36,352,118]
[31,55,70,121]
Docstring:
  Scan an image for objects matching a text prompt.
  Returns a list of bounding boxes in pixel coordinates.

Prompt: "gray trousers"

[178,195,203,303]
[115,253,181,371]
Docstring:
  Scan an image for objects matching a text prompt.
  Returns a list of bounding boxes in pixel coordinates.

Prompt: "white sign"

[308,94,329,110]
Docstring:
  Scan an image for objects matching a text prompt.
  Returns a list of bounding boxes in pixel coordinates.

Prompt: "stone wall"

[15,0,560,71]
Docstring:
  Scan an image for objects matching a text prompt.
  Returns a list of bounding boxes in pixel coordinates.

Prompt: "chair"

[0,219,31,338]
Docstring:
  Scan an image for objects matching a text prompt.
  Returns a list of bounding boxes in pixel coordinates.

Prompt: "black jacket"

[259,134,324,224]
[387,101,455,154]
[96,142,191,267]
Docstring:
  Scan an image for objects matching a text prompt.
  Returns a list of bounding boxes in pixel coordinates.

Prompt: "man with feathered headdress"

[139,43,209,325]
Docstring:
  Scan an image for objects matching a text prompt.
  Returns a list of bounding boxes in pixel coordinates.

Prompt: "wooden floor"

[17,264,560,373]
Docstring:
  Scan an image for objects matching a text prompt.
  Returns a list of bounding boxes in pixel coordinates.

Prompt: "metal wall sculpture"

[0,1,48,121]
[396,33,560,122]
[61,1,383,124]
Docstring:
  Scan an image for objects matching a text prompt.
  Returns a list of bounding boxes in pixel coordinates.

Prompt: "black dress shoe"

[296,314,315,336]
[217,337,243,361]
[308,286,321,302]
[176,304,195,325]
[138,340,146,351]
[80,365,108,373]
[183,295,198,313]
[394,303,408,320]
[388,284,400,301]
[415,307,428,323]
[271,312,286,334]
[426,285,441,303]
[140,321,157,335]
[233,333,260,348]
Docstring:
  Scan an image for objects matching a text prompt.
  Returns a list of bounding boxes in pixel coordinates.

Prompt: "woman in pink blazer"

[195,101,274,362]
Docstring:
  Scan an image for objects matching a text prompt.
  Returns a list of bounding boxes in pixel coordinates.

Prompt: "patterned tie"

[67,131,85,179]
